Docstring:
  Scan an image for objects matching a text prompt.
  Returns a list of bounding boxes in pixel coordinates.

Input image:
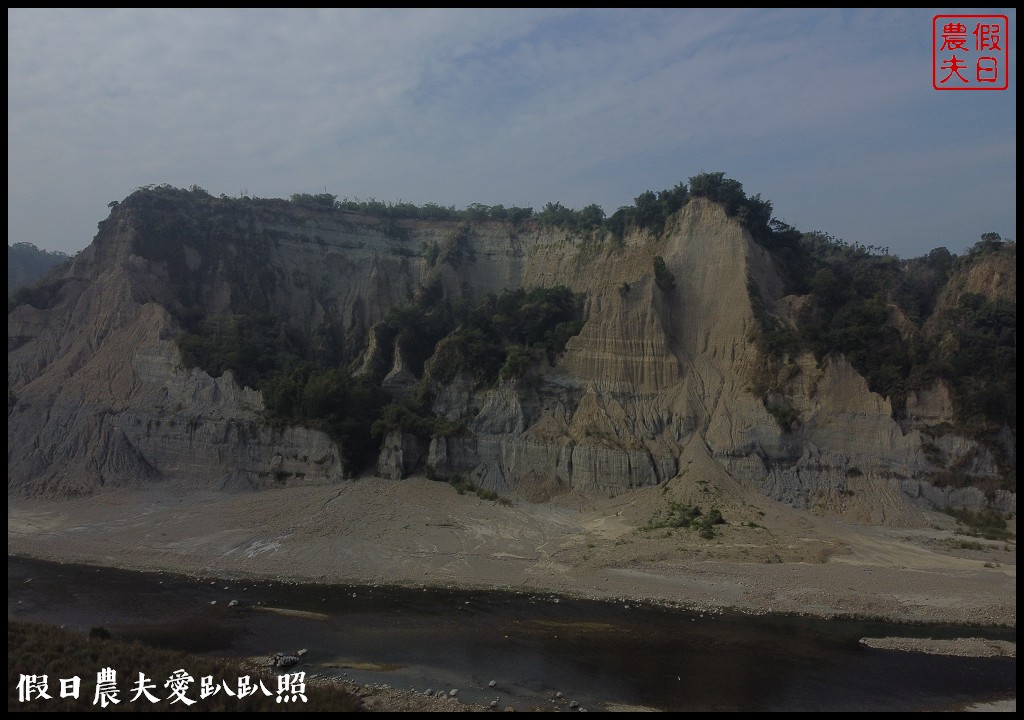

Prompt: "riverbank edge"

[10,551,1017,635]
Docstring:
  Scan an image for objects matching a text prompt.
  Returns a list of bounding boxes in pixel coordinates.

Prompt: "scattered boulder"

[272,653,301,668]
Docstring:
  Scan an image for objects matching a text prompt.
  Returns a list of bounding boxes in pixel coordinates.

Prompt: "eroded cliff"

[7,187,1014,520]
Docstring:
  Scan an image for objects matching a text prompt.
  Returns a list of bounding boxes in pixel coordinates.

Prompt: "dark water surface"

[8,556,1016,711]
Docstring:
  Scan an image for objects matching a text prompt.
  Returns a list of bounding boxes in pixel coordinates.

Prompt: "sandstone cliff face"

[7,255,344,495]
[7,190,1014,517]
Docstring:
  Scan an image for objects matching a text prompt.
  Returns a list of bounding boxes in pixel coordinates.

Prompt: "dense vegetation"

[292,192,536,225]
[754,231,1015,424]
[177,280,584,476]
[642,501,726,539]
[944,506,1013,541]
[749,225,1016,490]
[8,242,70,302]
[422,285,584,385]
[288,171,775,244]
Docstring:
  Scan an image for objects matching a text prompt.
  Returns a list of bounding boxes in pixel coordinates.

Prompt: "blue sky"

[7,8,1017,258]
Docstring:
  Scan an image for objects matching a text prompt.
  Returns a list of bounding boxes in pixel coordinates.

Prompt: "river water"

[8,556,1016,711]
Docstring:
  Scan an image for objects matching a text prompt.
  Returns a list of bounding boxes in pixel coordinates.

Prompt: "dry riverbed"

[9,476,1016,712]
[8,475,1015,629]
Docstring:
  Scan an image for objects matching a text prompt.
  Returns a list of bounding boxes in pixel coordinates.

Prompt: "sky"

[7,8,1017,259]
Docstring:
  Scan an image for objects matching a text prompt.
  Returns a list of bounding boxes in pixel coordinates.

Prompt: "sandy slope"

[7,475,1015,629]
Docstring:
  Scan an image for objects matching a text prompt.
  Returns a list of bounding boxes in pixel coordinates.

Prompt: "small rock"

[296,648,307,656]
[569,700,579,709]
[228,599,239,607]
[425,689,433,696]
[489,680,497,688]
[449,688,459,697]
[490,700,499,708]
[209,600,217,605]
[556,691,564,699]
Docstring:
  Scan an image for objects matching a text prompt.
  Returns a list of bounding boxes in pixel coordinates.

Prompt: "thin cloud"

[7,8,1016,257]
